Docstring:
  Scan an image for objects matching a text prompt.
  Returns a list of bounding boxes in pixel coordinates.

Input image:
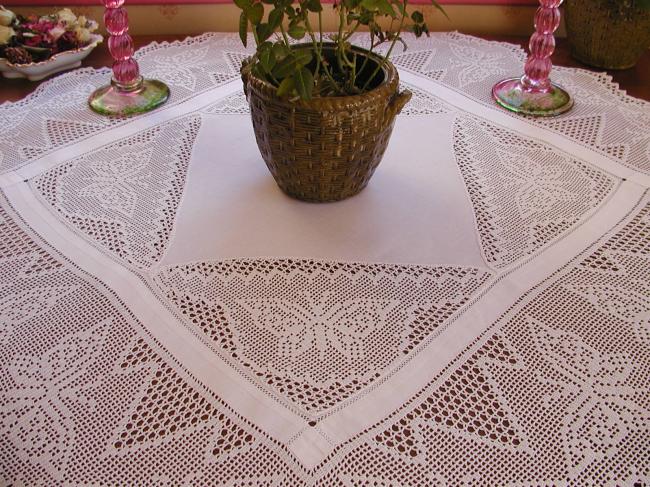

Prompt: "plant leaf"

[277,76,296,97]
[394,1,406,15]
[411,10,423,23]
[234,0,252,10]
[273,55,298,78]
[288,23,306,39]
[304,0,323,12]
[376,0,396,17]
[268,7,284,29]
[272,50,312,78]
[248,3,264,24]
[293,66,314,100]
[360,0,394,15]
[272,41,290,60]
[251,63,267,81]
[239,11,248,47]
[259,45,276,72]
[293,49,313,67]
[256,22,273,42]
[360,0,379,10]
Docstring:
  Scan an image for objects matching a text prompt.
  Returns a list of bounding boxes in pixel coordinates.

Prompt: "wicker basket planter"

[565,0,650,70]
[241,44,412,203]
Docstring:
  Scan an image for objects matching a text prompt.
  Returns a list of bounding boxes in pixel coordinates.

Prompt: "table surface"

[1,34,649,103]
[1,32,649,485]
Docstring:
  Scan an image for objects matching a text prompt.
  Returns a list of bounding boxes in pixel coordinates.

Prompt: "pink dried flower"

[22,33,46,47]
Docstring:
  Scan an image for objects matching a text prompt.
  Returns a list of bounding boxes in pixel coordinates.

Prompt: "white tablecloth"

[0,32,649,485]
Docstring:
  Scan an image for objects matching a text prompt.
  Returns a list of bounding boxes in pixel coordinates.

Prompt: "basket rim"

[242,42,400,110]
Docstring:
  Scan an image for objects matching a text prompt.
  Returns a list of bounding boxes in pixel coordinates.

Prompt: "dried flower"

[21,32,48,48]
[56,8,77,25]
[4,45,32,64]
[49,24,66,41]
[74,26,92,44]
[0,24,14,45]
[0,6,15,27]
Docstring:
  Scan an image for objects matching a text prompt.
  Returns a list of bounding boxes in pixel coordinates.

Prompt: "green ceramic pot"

[565,0,650,70]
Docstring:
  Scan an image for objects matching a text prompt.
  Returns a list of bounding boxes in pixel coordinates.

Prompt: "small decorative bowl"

[0,33,102,81]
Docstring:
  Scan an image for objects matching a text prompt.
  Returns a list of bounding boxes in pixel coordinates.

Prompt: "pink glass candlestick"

[89,0,169,116]
[492,0,573,117]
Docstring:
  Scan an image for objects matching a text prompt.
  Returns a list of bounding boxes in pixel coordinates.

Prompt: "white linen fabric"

[0,32,649,485]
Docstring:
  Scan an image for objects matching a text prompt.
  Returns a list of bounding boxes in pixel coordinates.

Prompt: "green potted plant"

[235,0,446,202]
[564,0,650,69]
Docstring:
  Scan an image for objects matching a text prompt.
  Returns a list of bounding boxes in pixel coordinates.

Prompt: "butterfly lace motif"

[242,292,398,363]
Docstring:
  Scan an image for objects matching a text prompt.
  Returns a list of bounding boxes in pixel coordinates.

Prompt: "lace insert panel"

[453,115,616,269]
[391,32,650,174]
[0,33,250,174]
[32,114,202,269]
[0,193,301,485]
[313,197,650,486]
[154,259,491,418]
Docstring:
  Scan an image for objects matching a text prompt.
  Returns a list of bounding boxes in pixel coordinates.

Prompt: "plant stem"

[335,6,356,79]
[336,5,345,73]
[268,71,281,87]
[279,22,290,47]
[348,52,357,93]
[356,28,375,89]
[343,21,361,41]
[305,12,343,94]
[362,0,407,92]
[304,15,321,77]
[318,10,323,45]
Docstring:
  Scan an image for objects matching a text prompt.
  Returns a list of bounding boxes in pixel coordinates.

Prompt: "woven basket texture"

[565,0,650,69]
[242,44,411,202]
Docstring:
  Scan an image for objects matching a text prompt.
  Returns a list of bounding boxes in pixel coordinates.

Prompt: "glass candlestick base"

[89,77,170,116]
[492,77,573,117]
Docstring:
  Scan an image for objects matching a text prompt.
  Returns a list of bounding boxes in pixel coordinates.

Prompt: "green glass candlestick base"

[492,77,573,117]
[89,77,170,117]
